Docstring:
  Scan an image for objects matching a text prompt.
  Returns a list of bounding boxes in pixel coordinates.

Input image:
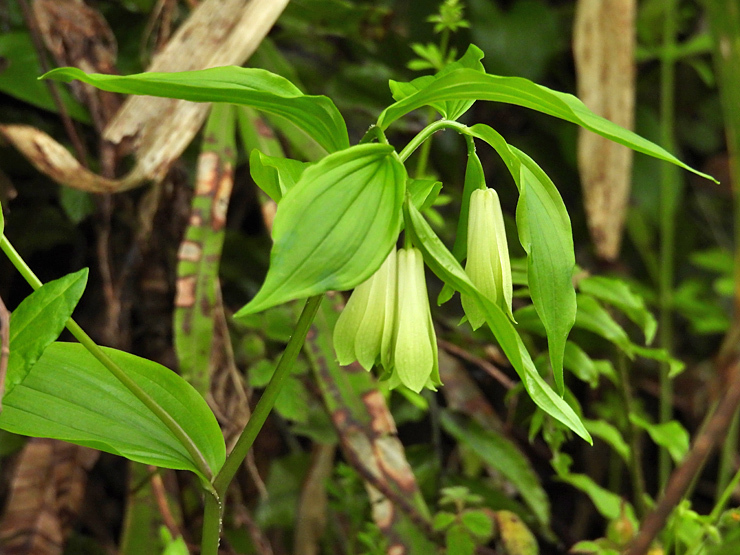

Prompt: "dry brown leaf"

[0,439,98,555]
[574,0,636,260]
[4,0,289,193]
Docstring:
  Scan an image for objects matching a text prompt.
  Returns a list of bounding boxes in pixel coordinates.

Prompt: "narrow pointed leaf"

[379,67,715,182]
[404,201,591,443]
[6,269,88,394]
[43,66,349,154]
[236,144,406,316]
[0,342,225,481]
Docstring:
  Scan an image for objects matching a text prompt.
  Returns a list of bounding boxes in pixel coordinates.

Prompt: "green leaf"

[404,201,591,443]
[407,178,443,212]
[236,144,406,316]
[468,124,575,395]
[43,66,349,154]
[552,453,631,521]
[582,419,630,463]
[0,32,90,123]
[461,510,494,539]
[0,342,225,481]
[249,150,309,202]
[440,411,550,527]
[433,511,457,531]
[391,44,485,121]
[574,294,632,353]
[378,65,716,183]
[578,275,657,345]
[563,341,616,387]
[630,414,689,464]
[6,269,88,394]
[0,198,3,235]
[446,524,476,555]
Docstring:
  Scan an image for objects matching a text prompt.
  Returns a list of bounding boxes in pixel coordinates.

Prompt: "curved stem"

[0,235,214,482]
[398,119,467,163]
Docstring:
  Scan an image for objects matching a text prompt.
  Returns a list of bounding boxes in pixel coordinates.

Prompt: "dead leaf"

[574,0,636,260]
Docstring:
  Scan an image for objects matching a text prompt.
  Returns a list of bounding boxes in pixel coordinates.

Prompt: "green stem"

[710,465,740,523]
[200,294,324,554]
[398,119,467,163]
[658,0,679,491]
[0,235,215,484]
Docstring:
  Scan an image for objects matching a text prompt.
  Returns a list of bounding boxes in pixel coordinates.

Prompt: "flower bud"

[392,247,440,393]
[333,247,397,370]
[461,187,514,329]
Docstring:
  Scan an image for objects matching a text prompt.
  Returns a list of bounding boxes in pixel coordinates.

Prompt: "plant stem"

[398,119,466,163]
[617,350,647,518]
[200,294,324,553]
[658,0,679,491]
[0,235,215,483]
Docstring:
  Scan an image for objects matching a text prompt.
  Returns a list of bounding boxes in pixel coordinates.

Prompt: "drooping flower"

[333,247,397,371]
[391,246,441,393]
[461,187,514,329]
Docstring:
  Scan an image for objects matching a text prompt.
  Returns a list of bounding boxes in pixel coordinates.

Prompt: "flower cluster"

[334,186,512,393]
[333,246,441,393]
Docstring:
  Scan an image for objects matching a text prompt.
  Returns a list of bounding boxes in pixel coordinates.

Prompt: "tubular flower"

[333,247,397,371]
[391,247,441,393]
[461,187,514,329]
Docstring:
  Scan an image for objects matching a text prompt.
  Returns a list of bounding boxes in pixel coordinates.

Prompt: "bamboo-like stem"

[0,235,215,483]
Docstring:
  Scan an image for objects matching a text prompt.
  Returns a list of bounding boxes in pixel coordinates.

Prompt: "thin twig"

[627,357,740,555]
[148,466,182,540]
[17,0,88,166]
[439,338,516,390]
[0,293,10,411]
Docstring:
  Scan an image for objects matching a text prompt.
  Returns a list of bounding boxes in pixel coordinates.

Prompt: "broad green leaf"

[43,66,349,154]
[469,124,575,395]
[249,150,309,202]
[236,144,406,316]
[0,342,225,481]
[404,201,591,443]
[630,414,689,464]
[583,419,630,463]
[390,44,486,121]
[433,512,457,531]
[441,411,550,527]
[578,275,657,345]
[6,269,88,393]
[378,66,715,182]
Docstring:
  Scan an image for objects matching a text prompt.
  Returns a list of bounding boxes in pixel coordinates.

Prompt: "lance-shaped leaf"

[6,269,88,393]
[236,144,406,316]
[43,66,349,154]
[468,124,575,396]
[0,342,225,481]
[378,65,715,182]
[249,150,309,202]
[403,201,591,444]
